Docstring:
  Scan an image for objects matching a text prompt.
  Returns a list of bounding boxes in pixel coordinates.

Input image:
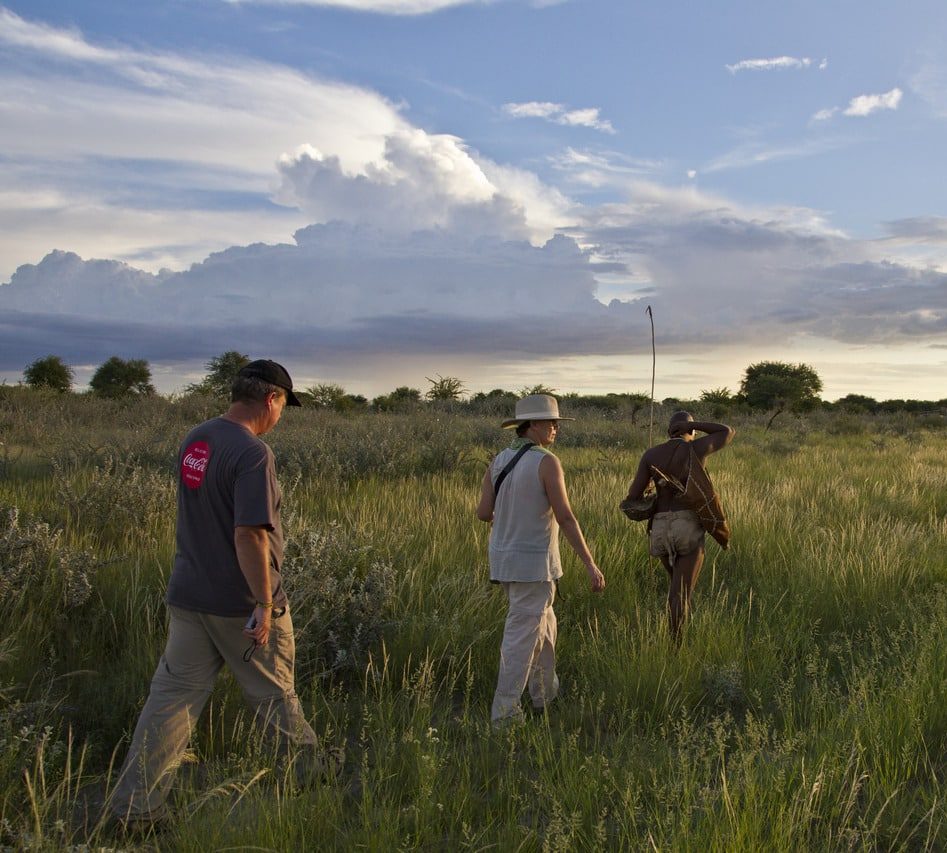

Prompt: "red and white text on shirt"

[181,441,210,489]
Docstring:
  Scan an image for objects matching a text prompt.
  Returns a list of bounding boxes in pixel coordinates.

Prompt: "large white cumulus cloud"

[273,129,574,243]
[275,133,531,240]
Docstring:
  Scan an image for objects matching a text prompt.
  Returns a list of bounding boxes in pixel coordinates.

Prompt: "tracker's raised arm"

[686,420,735,459]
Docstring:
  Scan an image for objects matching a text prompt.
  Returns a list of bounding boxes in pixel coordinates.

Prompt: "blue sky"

[1,0,945,400]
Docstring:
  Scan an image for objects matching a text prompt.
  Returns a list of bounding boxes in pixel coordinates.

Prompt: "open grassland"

[0,388,945,850]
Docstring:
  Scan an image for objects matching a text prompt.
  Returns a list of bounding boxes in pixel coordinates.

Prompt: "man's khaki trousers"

[112,605,317,820]
[491,580,559,722]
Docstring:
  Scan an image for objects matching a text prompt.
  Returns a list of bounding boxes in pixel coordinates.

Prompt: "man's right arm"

[234,525,273,645]
[624,453,652,501]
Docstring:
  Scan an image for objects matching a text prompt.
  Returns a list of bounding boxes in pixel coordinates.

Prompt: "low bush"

[53,454,174,547]
[281,520,397,681]
[0,507,97,613]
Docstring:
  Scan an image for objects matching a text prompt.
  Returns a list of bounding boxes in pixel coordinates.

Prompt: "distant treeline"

[12,352,947,417]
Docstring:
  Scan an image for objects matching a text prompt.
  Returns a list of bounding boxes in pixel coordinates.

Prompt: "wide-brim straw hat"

[501,394,575,429]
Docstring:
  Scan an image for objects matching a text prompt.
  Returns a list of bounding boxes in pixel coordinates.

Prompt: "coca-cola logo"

[181,441,210,489]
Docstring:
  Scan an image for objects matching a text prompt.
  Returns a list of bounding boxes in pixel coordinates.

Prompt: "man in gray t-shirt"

[167,416,288,616]
[112,360,340,830]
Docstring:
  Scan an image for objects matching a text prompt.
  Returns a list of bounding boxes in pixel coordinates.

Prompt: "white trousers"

[491,580,559,722]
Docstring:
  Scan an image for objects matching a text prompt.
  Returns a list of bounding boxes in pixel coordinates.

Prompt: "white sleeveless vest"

[488,447,562,582]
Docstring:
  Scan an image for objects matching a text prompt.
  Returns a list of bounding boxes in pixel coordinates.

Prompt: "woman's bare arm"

[475,465,495,522]
[539,455,605,591]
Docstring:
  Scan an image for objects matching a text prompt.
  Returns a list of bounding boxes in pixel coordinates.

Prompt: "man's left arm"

[234,525,274,645]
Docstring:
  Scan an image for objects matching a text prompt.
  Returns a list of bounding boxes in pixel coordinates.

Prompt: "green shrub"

[824,414,867,436]
[0,507,96,612]
[53,454,174,546]
[282,521,396,680]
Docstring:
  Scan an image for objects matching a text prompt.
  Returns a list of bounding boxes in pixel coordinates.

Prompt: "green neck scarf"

[508,436,551,454]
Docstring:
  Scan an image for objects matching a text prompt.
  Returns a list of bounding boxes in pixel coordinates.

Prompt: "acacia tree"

[834,393,878,413]
[624,391,651,425]
[23,355,73,393]
[699,387,733,405]
[471,389,514,402]
[307,383,347,408]
[699,387,734,419]
[425,375,466,401]
[739,361,822,412]
[186,351,249,398]
[90,356,156,398]
[469,388,517,416]
[372,387,422,412]
[518,384,557,396]
[305,383,366,412]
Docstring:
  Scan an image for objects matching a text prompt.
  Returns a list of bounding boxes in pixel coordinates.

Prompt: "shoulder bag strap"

[493,442,535,496]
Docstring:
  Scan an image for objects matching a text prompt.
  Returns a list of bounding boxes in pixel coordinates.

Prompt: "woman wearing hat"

[476,394,605,725]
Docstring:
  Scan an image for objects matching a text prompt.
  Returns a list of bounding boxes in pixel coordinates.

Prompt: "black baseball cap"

[238,359,302,406]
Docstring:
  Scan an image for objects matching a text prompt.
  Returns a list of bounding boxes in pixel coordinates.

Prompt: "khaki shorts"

[649,510,704,562]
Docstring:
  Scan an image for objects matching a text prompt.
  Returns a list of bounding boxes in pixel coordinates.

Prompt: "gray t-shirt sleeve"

[233,444,278,530]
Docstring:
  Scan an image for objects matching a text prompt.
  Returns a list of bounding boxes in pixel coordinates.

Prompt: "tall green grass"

[0,388,944,849]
